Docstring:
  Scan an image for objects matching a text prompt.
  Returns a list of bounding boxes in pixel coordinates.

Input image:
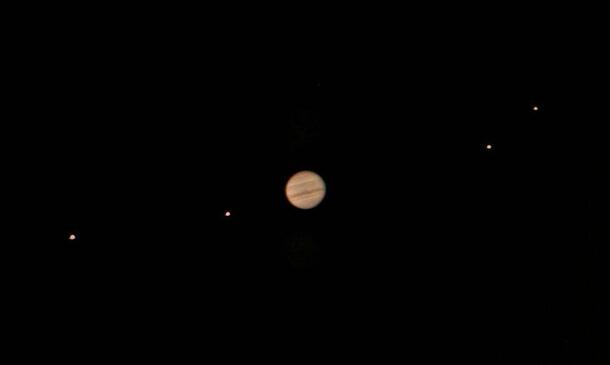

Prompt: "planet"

[285,170,326,209]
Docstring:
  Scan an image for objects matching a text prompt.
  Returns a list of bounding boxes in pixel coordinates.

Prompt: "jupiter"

[285,171,326,209]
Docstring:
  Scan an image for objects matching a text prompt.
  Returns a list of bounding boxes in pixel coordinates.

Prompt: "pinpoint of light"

[486,144,493,150]
[224,211,231,217]
[68,234,77,241]
[285,170,326,210]
[532,105,539,111]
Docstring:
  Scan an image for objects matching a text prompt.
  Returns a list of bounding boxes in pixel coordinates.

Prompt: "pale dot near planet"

[285,171,326,210]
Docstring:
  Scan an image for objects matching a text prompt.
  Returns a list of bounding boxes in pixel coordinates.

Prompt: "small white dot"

[224,211,231,217]
[485,144,493,150]
[532,105,539,111]
[68,234,77,241]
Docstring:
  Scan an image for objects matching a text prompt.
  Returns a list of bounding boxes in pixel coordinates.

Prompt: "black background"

[2,6,605,363]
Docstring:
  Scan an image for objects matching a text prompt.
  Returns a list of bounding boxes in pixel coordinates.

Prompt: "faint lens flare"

[285,233,321,269]
[285,170,326,209]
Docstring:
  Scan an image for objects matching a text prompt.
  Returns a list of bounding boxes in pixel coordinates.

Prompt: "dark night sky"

[1,6,605,363]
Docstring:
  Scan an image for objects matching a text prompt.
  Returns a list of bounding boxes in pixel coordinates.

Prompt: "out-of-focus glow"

[68,234,77,241]
[286,234,320,269]
[285,171,326,210]
[224,211,231,217]
[486,144,493,150]
[532,105,539,111]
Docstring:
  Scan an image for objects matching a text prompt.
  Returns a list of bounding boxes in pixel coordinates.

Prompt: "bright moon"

[285,171,326,209]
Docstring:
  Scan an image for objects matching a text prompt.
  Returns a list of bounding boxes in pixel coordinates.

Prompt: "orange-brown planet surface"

[285,171,326,209]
